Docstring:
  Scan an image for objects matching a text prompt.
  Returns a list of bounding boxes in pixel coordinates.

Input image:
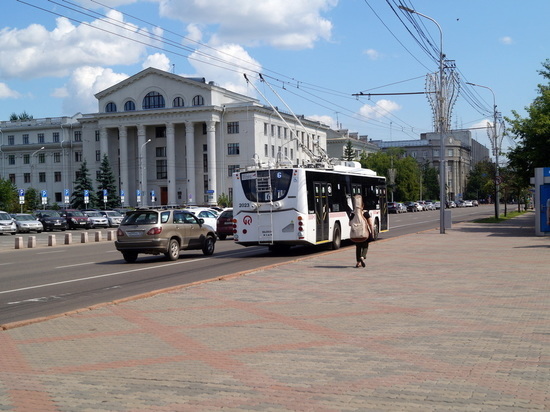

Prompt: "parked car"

[462,200,474,207]
[115,208,217,263]
[11,213,43,233]
[34,210,68,231]
[424,201,436,211]
[405,202,422,212]
[99,210,124,227]
[83,210,110,228]
[0,211,17,235]
[182,208,218,229]
[216,208,234,240]
[59,209,93,229]
[434,201,441,209]
[388,202,406,214]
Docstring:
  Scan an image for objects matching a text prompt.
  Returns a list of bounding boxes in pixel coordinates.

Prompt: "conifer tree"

[96,154,119,209]
[71,161,98,209]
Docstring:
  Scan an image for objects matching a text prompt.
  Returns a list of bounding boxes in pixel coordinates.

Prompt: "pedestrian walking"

[348,194,374,268]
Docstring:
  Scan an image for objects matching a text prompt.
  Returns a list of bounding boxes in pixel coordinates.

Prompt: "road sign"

[64,189,70,204]
[19,189,25,197]
[84,189,89,205]
[41,190,47,205]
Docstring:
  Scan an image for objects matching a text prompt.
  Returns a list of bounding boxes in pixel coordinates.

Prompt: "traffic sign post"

[136,190,141,205]
[19,189,25,212]
[41,190,48,208]
[64,189,70,206]
[120,190,125,207]
[84,190,89,207]
[103,189,108,209]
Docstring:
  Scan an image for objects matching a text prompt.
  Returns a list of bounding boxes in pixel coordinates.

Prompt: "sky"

[1,0,549,158]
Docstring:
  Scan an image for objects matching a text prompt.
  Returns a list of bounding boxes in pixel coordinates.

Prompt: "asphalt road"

[0,205,498,325]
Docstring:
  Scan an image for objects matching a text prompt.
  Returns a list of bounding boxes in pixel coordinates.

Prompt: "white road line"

[56,262,95,269]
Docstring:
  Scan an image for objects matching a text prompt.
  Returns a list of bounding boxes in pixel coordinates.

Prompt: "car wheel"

[202,236,215,256]
[218,234,227,240]
[165,238,180,261]
[122,252,138,263]
[331,223,341,250]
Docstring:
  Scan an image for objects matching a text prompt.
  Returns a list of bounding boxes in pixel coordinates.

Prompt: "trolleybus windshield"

[240,169,293,202]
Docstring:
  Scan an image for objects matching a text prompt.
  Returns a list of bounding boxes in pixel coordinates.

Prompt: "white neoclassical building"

[1,68,330,207]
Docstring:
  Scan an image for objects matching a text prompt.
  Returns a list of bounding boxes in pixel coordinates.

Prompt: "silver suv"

[115,208,216,263]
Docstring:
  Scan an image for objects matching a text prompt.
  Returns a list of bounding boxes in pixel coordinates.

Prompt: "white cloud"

[156,0,337,50]
[186,43,263,96]
[307,114,336,129]
[0,82,21,98]
[0,11,150,80]
[142,53,172,72]
[359,99,401,119]
[364,49,380,60]
[500,36,514,45]
[58,66,129,114]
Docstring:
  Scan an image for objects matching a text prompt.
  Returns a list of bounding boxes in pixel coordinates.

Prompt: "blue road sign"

[84,189,89,196]
[64,189,70,197]
[41,190,47,197]
[19,189,25,196]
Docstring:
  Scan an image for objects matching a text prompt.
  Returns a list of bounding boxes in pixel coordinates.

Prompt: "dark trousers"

[355,240,370,262]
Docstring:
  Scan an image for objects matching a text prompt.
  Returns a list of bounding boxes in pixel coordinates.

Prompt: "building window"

[192,95,205,106]
[75,151,82,162]
[433,149,439,157]
[9,174,16,184]
[53,132,59,143]
[264,123,268,136]
[290,148,294,160]
[23,134,29,144]
[24,173,31,183]
[74,131,82,142]
[271,125,275,136]
[54,152,61,163]
[105,102,117,112]
[54,171,62,182]
[95,130,100,141]
[38,153,45,164]
[155,127,166,138]
[156,147,166,157]
[39,172,46,183]
[96,150,101,161]
[124,100,135,111]
[202,123,207,135]
[264,144,268,156]
[448,149,454,157]
[8,135,14,145]
[143,91,165,109]
[75,170,82,180]
[23,154,30,164]
[173,97,184,107]
[227,143,240,155]
[203,153,208,173]
[228,165,240,176]
[38,133,45,143]
[55,192,62,203]
[227,121,239,134]
[156,159,167,179]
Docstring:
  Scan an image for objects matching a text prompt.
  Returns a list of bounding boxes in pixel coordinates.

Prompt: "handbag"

[350,195,371,243]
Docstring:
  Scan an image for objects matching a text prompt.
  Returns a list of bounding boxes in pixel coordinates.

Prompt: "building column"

[185,121,196,205]
[166,122,176,205]
[100,127,109,158]
[118,126,128,207]
[137,124,147,207]
[206,120,217,205]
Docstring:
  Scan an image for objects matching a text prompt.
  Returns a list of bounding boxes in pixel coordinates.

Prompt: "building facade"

[373,130,490,201]
[0,68,329,208]
[326,129,379,160]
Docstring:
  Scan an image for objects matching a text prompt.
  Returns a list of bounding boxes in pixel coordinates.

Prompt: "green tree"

[217,193,231,208]
[0,177,18,212]
[96,154,119,209]
[420,161,440,200]
[464,160,495,202]
[342,140,355,161]
[24,187,40,212]
[9,111,34,121]
[506,59,550,185]
[71,161,98,209]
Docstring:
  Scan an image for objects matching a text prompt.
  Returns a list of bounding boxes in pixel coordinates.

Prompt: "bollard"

[15,236,24,249]
[65,233,72,245]
[48,234,56,247]
[27,236,37,248]
[94,231,102,242]
[81,232,89,243]
[107,230,116,241]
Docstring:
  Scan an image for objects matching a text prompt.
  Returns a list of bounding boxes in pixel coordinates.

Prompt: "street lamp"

[31,146,45,186]
[466,82,500,219]
[399,6,447,233]
[139,139,151,206]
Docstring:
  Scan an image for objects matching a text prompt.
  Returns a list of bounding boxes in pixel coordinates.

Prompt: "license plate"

[126,231,143,237]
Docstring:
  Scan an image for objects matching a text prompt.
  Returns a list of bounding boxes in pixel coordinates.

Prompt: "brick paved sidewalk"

[1,213,549,411]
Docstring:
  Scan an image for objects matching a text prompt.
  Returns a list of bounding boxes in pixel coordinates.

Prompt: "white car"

[0,211,17,235]
[11,213,43,233]
[83,210,110,228]
[182,208,219,229]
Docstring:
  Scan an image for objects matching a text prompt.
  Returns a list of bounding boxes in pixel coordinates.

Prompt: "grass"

[473,209,529,223]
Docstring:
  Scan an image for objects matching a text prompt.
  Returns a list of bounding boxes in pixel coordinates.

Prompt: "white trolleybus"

[232,161,388,251]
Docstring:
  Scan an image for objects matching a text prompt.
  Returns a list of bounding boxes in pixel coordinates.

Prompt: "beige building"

[1,68,330,207]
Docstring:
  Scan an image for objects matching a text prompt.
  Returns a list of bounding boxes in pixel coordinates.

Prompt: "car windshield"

[86,212,101,217]
[69,211,85,217]
[42,211,61,217]
[14,214,35,221]
[0,213,12,220]
[105,211,122,217]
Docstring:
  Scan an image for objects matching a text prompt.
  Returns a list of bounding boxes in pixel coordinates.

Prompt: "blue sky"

[1,0,549,157]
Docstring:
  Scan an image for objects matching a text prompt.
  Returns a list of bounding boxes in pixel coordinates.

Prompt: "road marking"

[37,250,66,254]
[56,262,95,269]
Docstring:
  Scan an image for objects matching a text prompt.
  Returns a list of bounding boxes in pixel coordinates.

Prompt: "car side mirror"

[198,218,204,224]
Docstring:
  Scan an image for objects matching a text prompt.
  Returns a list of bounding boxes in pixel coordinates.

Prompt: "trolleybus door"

[314,182,329,242]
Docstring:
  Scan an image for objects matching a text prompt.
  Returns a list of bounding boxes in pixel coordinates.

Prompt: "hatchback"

[115,208,217,263]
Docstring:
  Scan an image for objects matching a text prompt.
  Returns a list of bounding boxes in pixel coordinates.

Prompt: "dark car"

[59,209,93,229]
[115,208,217,263]
[216,208,234,240]
[388,202,406,214]
[34,210,68,231]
